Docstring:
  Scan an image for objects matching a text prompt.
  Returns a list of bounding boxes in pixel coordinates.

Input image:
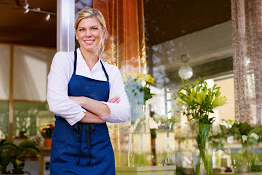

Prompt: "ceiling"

[0,0,56,48]
[144,0,231,45]
[0,0,231,48]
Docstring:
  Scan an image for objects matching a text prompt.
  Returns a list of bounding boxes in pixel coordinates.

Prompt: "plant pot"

[44,138,52,147]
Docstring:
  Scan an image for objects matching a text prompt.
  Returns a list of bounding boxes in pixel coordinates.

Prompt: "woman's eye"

[79,29,85,32]
[92,27,98,30]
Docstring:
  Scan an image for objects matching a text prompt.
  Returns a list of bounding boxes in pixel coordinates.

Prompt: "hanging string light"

[15,0,56,20]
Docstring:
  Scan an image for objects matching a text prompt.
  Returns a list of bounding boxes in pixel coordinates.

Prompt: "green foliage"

[176,78,227,125]
[211,120,233,149]
[175,78,227,175]
[154,115,179,130]
[228,123,262,172]
[0,139,40,174]
[229,123,262,146]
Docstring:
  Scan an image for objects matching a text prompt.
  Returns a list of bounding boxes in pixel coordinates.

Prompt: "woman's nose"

[85,29,92,37]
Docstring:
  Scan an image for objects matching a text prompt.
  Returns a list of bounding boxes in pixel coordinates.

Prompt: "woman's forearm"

[70,96,110,118]
[79,110,106,123]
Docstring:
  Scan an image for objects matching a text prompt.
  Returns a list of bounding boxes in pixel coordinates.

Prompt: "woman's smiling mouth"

[84,40,95,45]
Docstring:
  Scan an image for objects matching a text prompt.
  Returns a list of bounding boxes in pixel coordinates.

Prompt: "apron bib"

[50,51,115,175]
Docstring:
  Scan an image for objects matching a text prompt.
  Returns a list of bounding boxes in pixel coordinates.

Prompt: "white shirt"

[47,48,130,126]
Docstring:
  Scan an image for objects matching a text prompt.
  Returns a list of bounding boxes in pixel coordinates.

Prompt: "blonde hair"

[75,7,108,53]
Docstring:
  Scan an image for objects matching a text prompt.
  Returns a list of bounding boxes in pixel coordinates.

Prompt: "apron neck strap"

[74,50,109,81]
[100,60,109,81]
[73,50,77,74]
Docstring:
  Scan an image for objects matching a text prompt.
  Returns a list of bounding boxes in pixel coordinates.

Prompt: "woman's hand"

[107,96,120,103]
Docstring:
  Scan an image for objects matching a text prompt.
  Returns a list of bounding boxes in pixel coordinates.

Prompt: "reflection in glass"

[13,101,55,139]
[0,101,9,139]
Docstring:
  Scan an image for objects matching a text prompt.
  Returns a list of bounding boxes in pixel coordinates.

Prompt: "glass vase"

[193,124,213,175]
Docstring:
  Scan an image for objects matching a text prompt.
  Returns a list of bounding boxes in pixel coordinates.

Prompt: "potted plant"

[175,78,227,175]
[0,139,40,174]
[228,122,262,172]
[41,124,54,147]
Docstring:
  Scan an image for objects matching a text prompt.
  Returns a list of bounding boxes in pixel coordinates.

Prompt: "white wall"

[13,46,55,101]
[0,44,10,99]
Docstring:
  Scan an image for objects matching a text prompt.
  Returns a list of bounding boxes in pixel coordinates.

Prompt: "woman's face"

[75,17,105,54]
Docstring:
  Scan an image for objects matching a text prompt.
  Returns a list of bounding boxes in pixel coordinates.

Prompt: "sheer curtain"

[231,0,262,126]
[93,0,147,166]
[93,0,147,74]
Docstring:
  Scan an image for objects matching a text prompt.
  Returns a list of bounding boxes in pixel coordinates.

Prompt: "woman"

[47,7,130,175]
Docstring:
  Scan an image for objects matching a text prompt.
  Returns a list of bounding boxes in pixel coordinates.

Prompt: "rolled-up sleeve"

[47,52,85,126]
[101,68,130,123]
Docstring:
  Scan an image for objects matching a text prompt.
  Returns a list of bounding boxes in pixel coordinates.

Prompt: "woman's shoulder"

[50,51,75,71]
[101,60,120,74]
[53,51,74,62]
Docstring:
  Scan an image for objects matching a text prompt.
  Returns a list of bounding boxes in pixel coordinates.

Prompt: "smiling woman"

[47,7,130,175]
[75,17,106,66]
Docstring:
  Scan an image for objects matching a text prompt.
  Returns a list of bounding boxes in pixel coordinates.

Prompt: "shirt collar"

[77,48,101,71]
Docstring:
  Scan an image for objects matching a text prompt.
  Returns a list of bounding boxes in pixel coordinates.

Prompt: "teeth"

[85,40,94,43]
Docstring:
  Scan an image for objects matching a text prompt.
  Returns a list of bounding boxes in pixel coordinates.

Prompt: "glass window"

[13,101,55,139]
[0,101,9,139]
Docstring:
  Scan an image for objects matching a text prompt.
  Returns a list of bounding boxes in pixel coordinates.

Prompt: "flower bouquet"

[175,78,227,175]
[124,73,154,123]
[124,73,154,105]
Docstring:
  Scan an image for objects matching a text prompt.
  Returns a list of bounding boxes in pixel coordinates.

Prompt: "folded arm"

[47,52,90,126]
[79,111,106,123]
[70,96,120,123]
[69,67,130,123]
[100,68,130,123]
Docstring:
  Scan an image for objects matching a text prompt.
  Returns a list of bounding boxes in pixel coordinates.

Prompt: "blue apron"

[50,51,115,175]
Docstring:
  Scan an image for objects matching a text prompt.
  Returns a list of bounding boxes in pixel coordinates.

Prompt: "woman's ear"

[75,30,79,40]
[103,29,108,41]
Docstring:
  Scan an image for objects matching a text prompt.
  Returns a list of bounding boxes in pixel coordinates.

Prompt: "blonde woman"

[47,7,130,175]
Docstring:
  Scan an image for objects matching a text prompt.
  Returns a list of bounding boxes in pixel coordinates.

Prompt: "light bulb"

[24,3,29,9]
[45,14,50,21]
[178,65,193,80]
[24,8,29,14]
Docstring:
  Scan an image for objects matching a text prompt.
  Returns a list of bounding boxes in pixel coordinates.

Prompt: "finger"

[107,96,120,103]
[115,98,120,103]
[107,98,116,103]
[107,98,115,103]
[112,97,120,103]
[113,97,120,103]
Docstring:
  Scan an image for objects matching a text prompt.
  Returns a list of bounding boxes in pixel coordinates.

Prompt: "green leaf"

[18,140,37,150]
[19,147,40,155]
[212,96,227,107]
[239,122,253,136]
[195,93,202,105]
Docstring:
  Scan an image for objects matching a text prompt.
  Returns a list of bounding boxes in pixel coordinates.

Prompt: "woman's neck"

[79,47,99,70]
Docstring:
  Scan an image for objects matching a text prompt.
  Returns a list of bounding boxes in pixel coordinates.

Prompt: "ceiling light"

[178,54,193,80]
[24,8,29,14]
[24,3,29,9]
[45,14,50,21]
